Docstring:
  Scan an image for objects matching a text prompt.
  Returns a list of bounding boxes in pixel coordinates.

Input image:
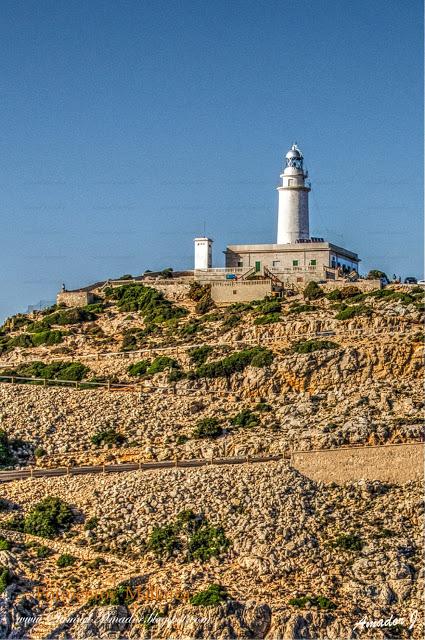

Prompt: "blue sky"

[0,0,422,320]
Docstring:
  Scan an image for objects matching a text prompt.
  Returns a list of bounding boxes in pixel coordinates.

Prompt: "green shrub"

[304,281,324,300]
[256,299,281,314]
[0,566,11,593]
[326,289,342,301]
[110,284,188,323]
[168,369,186,383]
[147,356,180,375]
[84,517,99,531]
[288,304,316,314]
[12,361,89,381]
[331,533,363,551]
[195,290,214,315]
[230,409,260,428]
[193,418,223,439]
[147,511,230,563]
[22,497,74,538]
[367,269,387,280]
[56,553,76,568]
[340,286,362,299]
[127,360,150,377]
[36,545,51,558]
[176,435,189,445]
[189,345,213,366]
[196,347,273,378]
[0,537,11,551]
[87,583,137,607]
[288,595,336,610]
[188,282,208,302]
[221,314,241,332]
[187,524,230,562]
[190,584,228,607]
[179,321,201,337]
[335,305,372,320]
[91,428,125,447]
[292,339,339,354]
[0,431,13,468]
[34,447,47,459]
[7,334,33,349]
[253,313,281,325]
[30,330,63,347]
[255,402,272,412]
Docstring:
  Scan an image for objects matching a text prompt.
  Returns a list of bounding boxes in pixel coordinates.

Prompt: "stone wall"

[56,291,95,307]
[319,279,382,293]
[292,443,424,484]
[210,280,272,303]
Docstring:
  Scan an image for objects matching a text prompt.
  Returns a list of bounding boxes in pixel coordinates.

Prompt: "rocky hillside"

[0,279,423,638]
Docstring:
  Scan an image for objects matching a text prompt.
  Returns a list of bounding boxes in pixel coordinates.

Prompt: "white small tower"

[277,143,311,244]
[194,237,213,270]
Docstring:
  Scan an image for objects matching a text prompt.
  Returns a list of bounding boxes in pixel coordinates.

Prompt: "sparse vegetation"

[7,497,75,538]
[127,360,150,377]
[335,305,372,320]
[288,303,316,314]
[109,284,188,323]
[147,510,230,563]
[330,533,363,551]
[0,537,11,551]
[230,409,260,428]
[84,517,99,531]
[56,553,76,568]
[0,566,11,593]
[304,281,324,300]
[91,428,125,447]
[189,345,213,366]
[146,356,180,375]
[0,361,90,382]
[190,584,228,607]
[292,339,339,354]
[195,347,273,378]
[193,418,223,439]
[288,595,336,610]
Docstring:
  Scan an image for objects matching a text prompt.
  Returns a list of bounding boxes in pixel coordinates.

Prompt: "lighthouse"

[277,143,310,244]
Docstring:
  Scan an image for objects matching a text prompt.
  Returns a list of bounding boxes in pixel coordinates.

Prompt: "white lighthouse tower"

[277,143,311,244]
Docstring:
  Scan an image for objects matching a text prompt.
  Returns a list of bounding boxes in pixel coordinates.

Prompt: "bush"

[367,269,387,280]
[292,339,339,354]
[147,511,230,563]
[331,533,363,551]
[335,305,372,320]
[84,517,99,531]
[188,282,208,302]
[91,428,125,447]
[56,553,76,568]
[0,537,11,551]
[253,313,281,325]
[193,418,223,439]
[187,524,230,562]
[127,360,150,377]
[34,447,47,459]
[110,284,188,323]
[304,281,324,300]
[147,356,180,375]
[168,369,186,383]
[189,346,213,366]
[0,566,11,593]
[190,584,228,607]
[255,402,272,412]
[288,595,336,610]
[326,289,343,301]
[0,431,13,468]
[87,583,137,607]
[11,361,89,382]
[196,347,273,378]
[31,330,63,347]
[220,314,241,332]
[340,286,361,299]
[22,497,74,538]
[36,545,51,558]
[288,304,315,314]
[230,409,259,428]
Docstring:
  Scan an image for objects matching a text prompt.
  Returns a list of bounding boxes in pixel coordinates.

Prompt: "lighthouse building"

[194,143,360,297]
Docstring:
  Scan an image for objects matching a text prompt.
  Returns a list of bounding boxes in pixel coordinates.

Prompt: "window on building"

[233,290,237,295]
[237,261,243,267]
[310,259,317,266]
[255,261,261,272]
[292,260,299,266]
[272,260,280,267]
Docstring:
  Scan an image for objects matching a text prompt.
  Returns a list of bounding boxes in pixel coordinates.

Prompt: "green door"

[255,261,261,273]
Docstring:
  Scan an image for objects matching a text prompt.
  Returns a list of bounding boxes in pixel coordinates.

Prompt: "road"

[0,454,284,483]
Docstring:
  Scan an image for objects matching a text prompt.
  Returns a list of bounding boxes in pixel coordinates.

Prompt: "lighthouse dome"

[285,143,303,159]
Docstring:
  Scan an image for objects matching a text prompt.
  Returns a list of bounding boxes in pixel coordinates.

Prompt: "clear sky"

[0,0,422,320]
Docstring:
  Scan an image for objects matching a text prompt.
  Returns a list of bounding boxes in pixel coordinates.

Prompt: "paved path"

[0,454,283,483]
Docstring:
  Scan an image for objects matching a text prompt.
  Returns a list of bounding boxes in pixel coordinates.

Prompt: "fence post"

[107,380,111,392]
[43,378,47,387]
